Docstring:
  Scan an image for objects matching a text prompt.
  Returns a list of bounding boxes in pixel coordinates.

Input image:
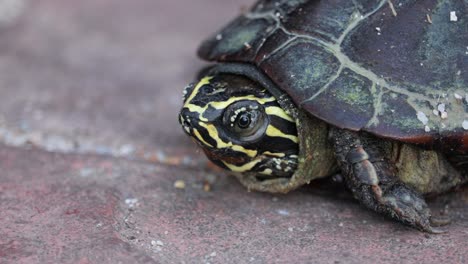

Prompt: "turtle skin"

[195,0,468,232]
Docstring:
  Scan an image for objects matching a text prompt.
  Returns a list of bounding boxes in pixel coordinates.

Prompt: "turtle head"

[179,74,299,178]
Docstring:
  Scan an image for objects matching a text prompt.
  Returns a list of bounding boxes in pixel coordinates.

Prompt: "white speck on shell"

[463,120,468,130]
[417,111,429,125]
[216,34,223,40]
[437,103,446,113]
[450,11,458,22]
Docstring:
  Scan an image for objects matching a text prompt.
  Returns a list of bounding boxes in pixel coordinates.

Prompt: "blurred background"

[0,0,251,164]
[0,1,466,263]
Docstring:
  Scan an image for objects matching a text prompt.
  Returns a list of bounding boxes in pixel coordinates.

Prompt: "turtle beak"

[178,108,194,136]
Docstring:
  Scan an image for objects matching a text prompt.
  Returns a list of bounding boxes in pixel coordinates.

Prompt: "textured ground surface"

[0,1,467,263]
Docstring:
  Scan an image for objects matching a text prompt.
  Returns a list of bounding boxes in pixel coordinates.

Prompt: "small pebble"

[151,240,164,246]
[276,209,290,216]
[174,180,186,189]
[125,198,138,208]
[203,182,211,192]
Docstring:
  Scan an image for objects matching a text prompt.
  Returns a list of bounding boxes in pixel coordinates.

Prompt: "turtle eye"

[223,100,269,142]
[236,112,251,129]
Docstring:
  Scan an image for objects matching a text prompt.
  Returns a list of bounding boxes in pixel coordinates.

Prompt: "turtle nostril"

[183,120,191,128]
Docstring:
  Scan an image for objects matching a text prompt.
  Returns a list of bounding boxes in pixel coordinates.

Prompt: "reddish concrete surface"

[0,1,467,263]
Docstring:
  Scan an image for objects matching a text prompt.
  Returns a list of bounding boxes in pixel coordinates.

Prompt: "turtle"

[178,0,468,232]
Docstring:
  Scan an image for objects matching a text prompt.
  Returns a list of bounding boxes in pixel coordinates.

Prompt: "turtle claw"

[423,226,447,234]
[379,184,441,233]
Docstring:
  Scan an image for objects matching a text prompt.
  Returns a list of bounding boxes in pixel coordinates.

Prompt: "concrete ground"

[0,0,467,263]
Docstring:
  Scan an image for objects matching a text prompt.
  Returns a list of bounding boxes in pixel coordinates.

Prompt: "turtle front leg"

[329,128,443,233]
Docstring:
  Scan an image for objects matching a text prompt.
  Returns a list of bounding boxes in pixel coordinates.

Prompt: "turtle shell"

[198,0,468,153]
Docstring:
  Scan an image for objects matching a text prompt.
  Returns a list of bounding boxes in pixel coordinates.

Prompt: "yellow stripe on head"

[265,106,295,122]
[183,76,213,122]
[193,128,214,148]
[222,159,262,172]
[199,122,258,158]
[266,125,299,143]
[183,76,212,108]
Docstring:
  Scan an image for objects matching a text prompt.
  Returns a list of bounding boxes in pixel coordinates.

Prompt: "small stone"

[119,144,135,156]
[210,252,217,257]
[203,182,211,192]
[215,34,222,40]
[338,222,344,227]
[125,198,139,208]
[151,240,164,246]
[432,109,439,116]
[174,180,186,189]
[425,125,431,132]
[454,93,463,100]
[440,112,448,119]
[276,209,290,216]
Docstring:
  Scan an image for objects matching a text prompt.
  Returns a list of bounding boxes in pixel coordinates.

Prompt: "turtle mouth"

[178,112,193,136]
[178,109,216,149]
